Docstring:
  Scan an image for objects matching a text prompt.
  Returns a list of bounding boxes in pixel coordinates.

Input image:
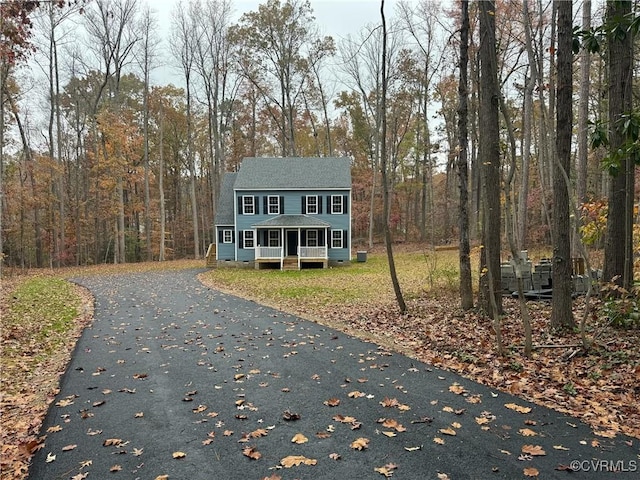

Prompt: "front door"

[286,230,298,256]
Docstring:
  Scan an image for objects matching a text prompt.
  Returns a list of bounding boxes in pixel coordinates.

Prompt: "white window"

[331,195,343,214]
[243,230,255,248]
[306,230,318,247]
[268,230,280,247]
[223,229,233,244]
[268,196,280,214]
[306,195,318,214]
[331,230,343,248]
[242,196,255,215]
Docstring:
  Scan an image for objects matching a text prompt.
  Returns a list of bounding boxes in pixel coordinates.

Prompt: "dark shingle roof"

[234,157,351,190]
[214,173,237,225]
[251,214,331,228]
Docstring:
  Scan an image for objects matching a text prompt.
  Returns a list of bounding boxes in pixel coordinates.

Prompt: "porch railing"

[255,246,282,259]
[255,246,328,260]
[299,246,327,259]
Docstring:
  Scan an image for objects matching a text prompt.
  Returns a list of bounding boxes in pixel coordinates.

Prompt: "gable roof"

[233,157,351,190]
[214,172,237,225]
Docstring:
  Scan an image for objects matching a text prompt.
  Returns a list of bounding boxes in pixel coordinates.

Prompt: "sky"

[142,0,407,87]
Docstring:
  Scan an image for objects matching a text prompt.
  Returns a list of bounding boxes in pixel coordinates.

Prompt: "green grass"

[1,277,81,373]
[205,249,474,310]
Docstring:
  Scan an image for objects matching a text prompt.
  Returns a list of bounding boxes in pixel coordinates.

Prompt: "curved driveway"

[28,270,638,479]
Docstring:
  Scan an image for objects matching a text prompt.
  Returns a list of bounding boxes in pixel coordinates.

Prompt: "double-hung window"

[331,230,343,248]
[306,229,318,247]
[268,195,280,214]
[268,230,280,247]
[242,196,255,215]
[306,195,318,214]
[222,229,233,244]
[243,230,255,248]
[331,195,343,214]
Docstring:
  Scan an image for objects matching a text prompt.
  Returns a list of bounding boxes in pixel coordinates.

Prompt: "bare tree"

[457,0,473,311]
[380,0,406,314]
[171,1,200,259]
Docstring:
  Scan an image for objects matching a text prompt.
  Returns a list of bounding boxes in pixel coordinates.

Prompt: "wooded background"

[0,0,638,291]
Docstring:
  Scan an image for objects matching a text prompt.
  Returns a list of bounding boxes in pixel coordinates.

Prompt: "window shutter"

[301,196,306,214]
[263,196,268,213]
[238,196,243,215]
[326,196,331,213]
[218,229,223,243]
[343,195,348,214]
[319,230,325,245]
[343,230,348,247]
[318,196,323,214]
[232,231,235,243]
[280,196,284,213]
[254,196,259,214]
[239,231,244,249]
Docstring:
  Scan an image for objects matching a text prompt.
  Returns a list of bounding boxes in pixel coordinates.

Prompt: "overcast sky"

[141,0,404,86]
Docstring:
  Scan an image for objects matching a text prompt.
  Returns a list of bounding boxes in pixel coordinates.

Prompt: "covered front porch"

[252,215,330,270]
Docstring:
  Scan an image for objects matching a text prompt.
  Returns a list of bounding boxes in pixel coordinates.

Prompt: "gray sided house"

[214,157,352,270]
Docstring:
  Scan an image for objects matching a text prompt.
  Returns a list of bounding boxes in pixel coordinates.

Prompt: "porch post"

[298,227,301,269]
[280,227,284,270]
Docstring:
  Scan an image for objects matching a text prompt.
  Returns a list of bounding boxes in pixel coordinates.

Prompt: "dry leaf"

[521,445,546,456]
[47,425,62,433]
[433,437,445,445]
[280,455,317,467]
[439,427,457,436]
[291,433,308,444]
[553,444,569,450]
[523,467,539,477]
[110,464,122,472]
[404,445,422,451]
[449,383,466,394]
[519,428,537,437]
[172,451,186,459]
[329,452,341,460]
[381,431,396,437]
[375,463,398,477]
[242,446,261,460]
[351,437,370,450]
[324,398,340,407]
[154,476,169,480]
[103,439,123,447]
[505,403,532,414]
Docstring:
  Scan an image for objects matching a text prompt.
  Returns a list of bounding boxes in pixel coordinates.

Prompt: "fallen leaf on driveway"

[172,451,186,459]
[524,467,539,477]
[62,444,77,451]
[505,403,532,414]
[280,455,317,467]
[291,433,308,444]
[375,463,398,477]
[242,446,261,460]
[521,445,546,456]
[351,437,370,450]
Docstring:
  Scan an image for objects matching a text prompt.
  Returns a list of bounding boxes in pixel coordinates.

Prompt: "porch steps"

[205,243,217,268]
[282,256,299,271]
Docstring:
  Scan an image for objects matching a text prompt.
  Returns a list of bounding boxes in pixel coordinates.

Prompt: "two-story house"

[213,157,352,270]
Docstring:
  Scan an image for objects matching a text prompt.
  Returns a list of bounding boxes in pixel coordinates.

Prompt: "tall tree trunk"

[603,0,634,290]
[551,0,575,329]
[380,0,406,314]
[159,105,166,262]
[576,0,591,207]
[478,0,502,319]
[457,0,473,310]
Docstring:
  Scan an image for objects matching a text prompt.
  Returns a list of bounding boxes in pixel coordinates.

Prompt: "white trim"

[223,229,233,244]
[267,195,280,214]
[331,229,343,248]
[331,195,343,214]
[306,195,318,214]
[243,230,255,248]
[242,195,255,215]
[306,229,318,247]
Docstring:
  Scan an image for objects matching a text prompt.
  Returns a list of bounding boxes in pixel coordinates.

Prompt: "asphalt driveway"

[28,269,638,479]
